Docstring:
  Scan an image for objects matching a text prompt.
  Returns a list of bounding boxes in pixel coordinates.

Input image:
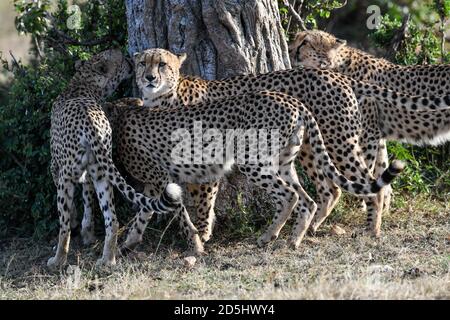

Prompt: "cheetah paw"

[47,256,65,270]
[95,257,116,268]
[257,233,278,247]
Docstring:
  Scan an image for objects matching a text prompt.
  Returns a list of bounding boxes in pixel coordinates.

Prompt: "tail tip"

[165,183,183,203]
[390,160,406,174]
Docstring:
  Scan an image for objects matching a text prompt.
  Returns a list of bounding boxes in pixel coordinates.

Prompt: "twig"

[52,29,113,46]
[33,37,44,60]
[155,214,177,255]
[281,0,307,31]
[9,51,26,76]
[285,0,296,34]
[43,11,113,54]
[46,36,71,56]
[441,19,446,63]
[386,14,411,60]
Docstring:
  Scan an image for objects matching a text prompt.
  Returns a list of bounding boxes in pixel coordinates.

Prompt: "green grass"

[1,194,449,299]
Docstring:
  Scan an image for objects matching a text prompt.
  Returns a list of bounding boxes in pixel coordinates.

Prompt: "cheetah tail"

[350,79,450,112]
[86,120,182,214]
[296,102,405,197]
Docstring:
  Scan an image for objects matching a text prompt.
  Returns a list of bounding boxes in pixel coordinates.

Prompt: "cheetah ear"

[133,52,142,64]
[92,60,109,74]
[177,53,187,66]
[289,32,309,51]
[296,32,309,45]
[334,38,347,49]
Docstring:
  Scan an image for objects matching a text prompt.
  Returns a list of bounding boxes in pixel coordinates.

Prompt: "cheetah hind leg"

[89,163,119,267]
[47,174,75,269]
[297,141,342,234]
[80,180,97,246]
[278,162,318,249]
[238,165,299,247]
[309,181,341,234]
[121,205,154,253]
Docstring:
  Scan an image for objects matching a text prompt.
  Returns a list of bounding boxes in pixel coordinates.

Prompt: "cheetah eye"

[159,62,166,68]
[138,61,146,67]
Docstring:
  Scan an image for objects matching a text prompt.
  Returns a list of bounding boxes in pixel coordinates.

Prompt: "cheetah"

[134,48,450,243]
[77,48,449,249]
[112,49,407,252]
[288,29,450,232]
[48,49,182,268]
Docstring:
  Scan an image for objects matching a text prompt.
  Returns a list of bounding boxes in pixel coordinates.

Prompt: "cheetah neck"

[334,47,395,82]
[142,86,181,108]
[177,76,210,105]
[63,74,104,101]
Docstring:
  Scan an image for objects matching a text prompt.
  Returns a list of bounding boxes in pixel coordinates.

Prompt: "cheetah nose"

[146,75,156,82]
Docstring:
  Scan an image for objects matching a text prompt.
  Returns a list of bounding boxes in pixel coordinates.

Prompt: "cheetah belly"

[406,130,450,146]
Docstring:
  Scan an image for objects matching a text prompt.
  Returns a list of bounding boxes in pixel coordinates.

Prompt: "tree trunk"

[125,0,290,224]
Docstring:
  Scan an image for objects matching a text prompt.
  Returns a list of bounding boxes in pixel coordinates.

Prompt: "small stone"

[331,225,346,236]
[183,256,197,268]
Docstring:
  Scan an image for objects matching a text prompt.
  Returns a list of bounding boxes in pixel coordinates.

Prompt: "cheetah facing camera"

[48,49,182,269]
[289,29,450,228]
[111,49,406,252]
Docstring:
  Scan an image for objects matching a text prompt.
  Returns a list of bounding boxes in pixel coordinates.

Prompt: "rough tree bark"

[125,0,291,222]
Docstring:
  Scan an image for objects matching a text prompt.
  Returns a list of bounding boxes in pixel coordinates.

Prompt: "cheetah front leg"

[177,204,204,255]
[341,143,384,238]
[89,163,119,267]
[363,140,391,237]
[47,174,75,269]
[187,182,220,243]
[373,140,392,213]
[360,136,390,236]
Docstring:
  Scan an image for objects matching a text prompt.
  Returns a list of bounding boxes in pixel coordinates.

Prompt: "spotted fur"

[289,29,450,231]
[112,49,404,252]
[48,49,182,269]
[136,48,447,242]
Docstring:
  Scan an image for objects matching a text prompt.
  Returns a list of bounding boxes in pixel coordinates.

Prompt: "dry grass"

[1,194,449,300]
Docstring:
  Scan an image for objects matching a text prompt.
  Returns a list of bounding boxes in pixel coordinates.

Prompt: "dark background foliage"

[0,0,449,240]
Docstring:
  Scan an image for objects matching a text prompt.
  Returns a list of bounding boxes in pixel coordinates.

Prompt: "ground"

[1,194,449,300]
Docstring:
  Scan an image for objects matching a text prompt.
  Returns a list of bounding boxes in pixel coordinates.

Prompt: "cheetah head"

[288,30,347,70]
[134,48,186,99]
[75,49,133,97]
